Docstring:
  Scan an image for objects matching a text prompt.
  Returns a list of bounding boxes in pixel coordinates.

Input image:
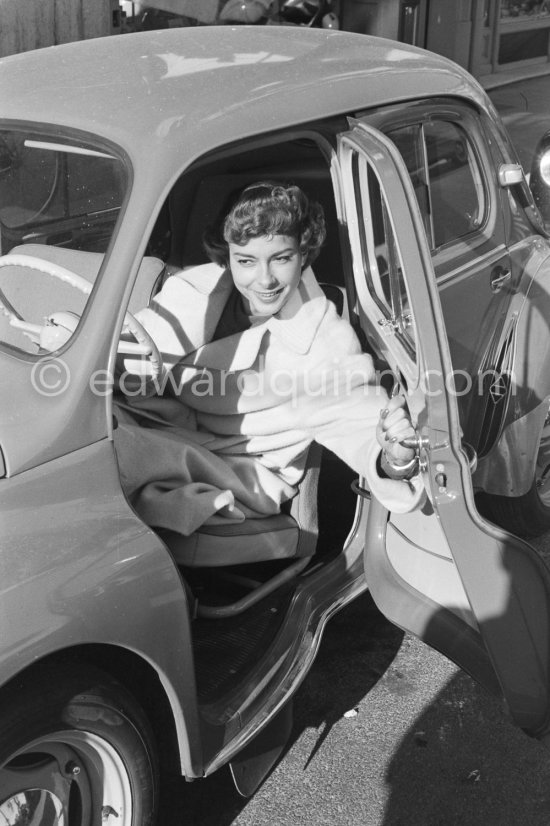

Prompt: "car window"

[0,129,125,253]
[389,119,486,251]
[352,151,416,361]
[0,126,127,355]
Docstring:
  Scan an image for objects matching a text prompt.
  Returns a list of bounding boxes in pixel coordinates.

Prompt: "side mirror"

[498,163,524,187]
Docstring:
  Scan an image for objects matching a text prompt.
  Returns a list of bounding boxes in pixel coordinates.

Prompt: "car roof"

[0,27,490,173]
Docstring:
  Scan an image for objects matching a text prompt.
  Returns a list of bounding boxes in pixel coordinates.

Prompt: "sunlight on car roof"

[157,49,293,79]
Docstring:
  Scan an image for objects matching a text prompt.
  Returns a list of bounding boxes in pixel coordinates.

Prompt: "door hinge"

[377,317,399,336]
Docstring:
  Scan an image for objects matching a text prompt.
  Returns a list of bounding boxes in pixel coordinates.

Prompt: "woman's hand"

[377,395,418,480]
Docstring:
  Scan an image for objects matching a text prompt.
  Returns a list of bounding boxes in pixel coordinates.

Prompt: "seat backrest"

[319,282,348,317]
[168,165,344,286]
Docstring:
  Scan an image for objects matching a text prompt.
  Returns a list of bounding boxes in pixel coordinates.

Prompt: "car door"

[365,102,517,462]
[338,122,550,742]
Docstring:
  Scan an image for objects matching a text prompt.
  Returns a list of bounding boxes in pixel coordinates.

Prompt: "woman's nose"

[257,261,276,286]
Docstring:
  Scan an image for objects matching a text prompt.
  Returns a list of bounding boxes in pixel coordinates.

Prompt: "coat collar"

[180,264,329,371]
[267,266,327,354]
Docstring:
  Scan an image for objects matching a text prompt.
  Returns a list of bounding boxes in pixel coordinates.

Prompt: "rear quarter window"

[388,119,486,251]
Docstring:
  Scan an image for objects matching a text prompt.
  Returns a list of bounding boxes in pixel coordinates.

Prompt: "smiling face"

[228,234,305,317]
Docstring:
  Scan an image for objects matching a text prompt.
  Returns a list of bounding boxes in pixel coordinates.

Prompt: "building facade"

[1,0,549,87]
[0,0,122,58]
[341,0,550,85]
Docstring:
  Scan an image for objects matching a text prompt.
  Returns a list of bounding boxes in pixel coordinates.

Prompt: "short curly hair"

[203,181,326,268]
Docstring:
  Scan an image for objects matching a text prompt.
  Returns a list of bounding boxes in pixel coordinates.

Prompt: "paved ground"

[163,74,550,826]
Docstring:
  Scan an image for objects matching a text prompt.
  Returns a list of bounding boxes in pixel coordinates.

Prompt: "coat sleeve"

[119,264,228,394]
[298,316,425,514]
[133,275,198,367]
[122,263,227,374]
[118,273,197,386]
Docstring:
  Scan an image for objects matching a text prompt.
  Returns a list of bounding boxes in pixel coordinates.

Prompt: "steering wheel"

[0,253,164,381]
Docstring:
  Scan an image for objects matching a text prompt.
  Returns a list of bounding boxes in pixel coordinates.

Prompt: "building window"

[500,0,550,20]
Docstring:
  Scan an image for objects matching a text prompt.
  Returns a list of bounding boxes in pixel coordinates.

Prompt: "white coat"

[114,263,423,534]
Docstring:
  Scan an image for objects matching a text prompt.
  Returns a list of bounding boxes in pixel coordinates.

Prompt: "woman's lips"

[253,288,284,302]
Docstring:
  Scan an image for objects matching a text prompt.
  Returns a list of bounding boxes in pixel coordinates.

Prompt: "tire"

[0,664,158,826]
[477,480,550,538]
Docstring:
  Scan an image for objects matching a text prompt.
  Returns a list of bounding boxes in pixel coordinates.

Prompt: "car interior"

[145,130,363,705]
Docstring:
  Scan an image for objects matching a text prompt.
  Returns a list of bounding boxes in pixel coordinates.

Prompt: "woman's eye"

[275,256,291,264]
[236,258,254,266]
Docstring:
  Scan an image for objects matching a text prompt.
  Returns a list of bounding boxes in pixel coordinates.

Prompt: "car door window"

[352,151,416,361]
[380,108,512,454]
[389,119,486,251]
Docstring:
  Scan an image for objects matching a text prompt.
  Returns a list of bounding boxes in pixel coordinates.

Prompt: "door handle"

[490,266,512,293]
[400,436,477,474]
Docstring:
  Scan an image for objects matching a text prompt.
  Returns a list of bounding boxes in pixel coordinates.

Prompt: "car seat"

[158,283,346,619]
[158,440,322,619]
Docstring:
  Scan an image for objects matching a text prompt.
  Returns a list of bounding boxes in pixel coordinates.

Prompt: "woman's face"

[228,234,305,317]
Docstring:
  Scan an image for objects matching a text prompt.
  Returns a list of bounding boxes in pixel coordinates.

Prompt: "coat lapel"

[183,267,329,371]
[267,267,328,355]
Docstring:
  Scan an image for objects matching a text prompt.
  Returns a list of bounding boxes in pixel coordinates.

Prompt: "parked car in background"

[2,26,550,825]
[124,0,339,31]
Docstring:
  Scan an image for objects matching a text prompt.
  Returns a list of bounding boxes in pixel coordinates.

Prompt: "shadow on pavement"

[382,670,550,826]
[383,526,550,826]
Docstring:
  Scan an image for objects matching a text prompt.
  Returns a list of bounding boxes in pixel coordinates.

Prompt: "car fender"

[0,438,203,778]
[475,239,550,496]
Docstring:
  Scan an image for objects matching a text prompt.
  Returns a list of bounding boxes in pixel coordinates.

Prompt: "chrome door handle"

[490,266,511,292]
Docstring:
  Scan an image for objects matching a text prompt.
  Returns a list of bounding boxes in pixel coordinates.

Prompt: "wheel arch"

[0,643,200,780]
[474,395,548,497]
[474,241,550,497]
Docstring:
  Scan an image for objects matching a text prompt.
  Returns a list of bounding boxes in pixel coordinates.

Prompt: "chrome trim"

[435,243,508,287]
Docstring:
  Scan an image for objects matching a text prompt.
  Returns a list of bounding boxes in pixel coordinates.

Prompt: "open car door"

[339,121,550,743]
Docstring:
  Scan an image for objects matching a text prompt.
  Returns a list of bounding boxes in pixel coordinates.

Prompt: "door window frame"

[354,99,504,280]
[339,135,422,391]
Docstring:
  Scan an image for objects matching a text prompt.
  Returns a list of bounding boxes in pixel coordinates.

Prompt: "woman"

[114,182,423,535]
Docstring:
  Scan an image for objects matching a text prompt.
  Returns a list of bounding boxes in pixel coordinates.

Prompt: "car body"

[2,26,550,824]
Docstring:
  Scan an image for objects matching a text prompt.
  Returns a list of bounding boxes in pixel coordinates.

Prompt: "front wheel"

[478,478,550,538]
[0,664,158,825]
